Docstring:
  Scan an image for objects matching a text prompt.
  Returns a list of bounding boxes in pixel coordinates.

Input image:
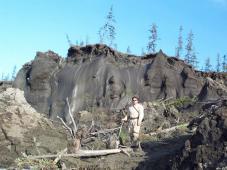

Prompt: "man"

[122,96,144,149]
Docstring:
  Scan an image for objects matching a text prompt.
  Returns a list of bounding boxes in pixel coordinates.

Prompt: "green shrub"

[166,96,197,108]
[15,158,58,169]
[119,128,130,145]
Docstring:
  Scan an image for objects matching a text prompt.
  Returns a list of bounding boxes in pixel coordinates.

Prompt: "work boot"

[131,140,142,151]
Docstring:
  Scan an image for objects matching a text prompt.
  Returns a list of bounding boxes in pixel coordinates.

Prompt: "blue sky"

[0,0,227,79]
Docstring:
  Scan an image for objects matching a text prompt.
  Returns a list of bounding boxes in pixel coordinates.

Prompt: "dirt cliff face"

[171,99,227,169]
[0,87,67,167]
[13,44,226,122]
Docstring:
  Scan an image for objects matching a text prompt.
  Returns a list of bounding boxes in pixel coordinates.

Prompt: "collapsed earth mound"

[0,87,67,168]
[171,99,227,169]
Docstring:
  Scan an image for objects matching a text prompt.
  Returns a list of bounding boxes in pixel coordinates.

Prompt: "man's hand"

[122,116,127,122]
[137,121,141,126]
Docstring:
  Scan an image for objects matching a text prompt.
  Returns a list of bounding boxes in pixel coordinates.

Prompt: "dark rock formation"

[13,44,226,122]
[171,99,227,169]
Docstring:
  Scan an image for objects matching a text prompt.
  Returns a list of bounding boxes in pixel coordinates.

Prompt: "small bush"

[15,157,58,169]
[166,96,197,108]
[119,128,130,145]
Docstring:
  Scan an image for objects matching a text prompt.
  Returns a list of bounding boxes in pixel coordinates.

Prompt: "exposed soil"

[60,131,192,170]
[0,83,226,169]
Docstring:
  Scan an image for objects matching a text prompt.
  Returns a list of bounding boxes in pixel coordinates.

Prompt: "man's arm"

[122,108,129,122]
[137,105,144,126]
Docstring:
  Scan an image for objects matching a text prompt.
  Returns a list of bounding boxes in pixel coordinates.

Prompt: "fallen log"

[146,123,189,136]
[26,148,132,160]
[53,148,67,164]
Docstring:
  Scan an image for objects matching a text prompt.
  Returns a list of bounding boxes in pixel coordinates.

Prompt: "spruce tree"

[222,55,227,72]
[11,66,17,81]
[141,48,146,56]
[147,23,158,53]
[126,46,131,54]
[86,35,89,45]
[191,50,199,69]
[98,5,116,47]
[98,28,105,44]
[175,25,183,58]
[185,30,194,64]
[80,41,84,46]
[204,57,212,72]
[216,53,221,72]
[107,6,116,46]
[66,34,73,47]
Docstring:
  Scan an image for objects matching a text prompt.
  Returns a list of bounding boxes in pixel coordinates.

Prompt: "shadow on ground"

[136,134,192,170]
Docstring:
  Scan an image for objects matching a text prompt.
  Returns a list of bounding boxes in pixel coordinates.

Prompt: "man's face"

[132,98,138,104]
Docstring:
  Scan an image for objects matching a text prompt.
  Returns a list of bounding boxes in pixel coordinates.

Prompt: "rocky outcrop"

[13,44,227,123]
[0,87,67,167]
[171,99,227,169]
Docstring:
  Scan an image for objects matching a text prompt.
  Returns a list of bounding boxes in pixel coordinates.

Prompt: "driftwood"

[26,148,132,160]
[147,123,189,136]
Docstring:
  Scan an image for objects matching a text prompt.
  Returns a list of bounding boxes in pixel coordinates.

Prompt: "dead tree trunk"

[26,148,133,159]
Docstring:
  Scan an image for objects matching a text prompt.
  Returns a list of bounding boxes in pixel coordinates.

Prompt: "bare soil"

[60,130,192,170]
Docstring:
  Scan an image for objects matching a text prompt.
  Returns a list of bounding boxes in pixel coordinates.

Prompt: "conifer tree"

[222,55,227,72]
[185,30,194,64]
[126,46,131,54]
[11,66,17,80]
[113,43,117,50]
[147,23,158,53]
[66,34,73,47]
[98,5,116,47]
[98,28,104,44]
[86,35,89,45]
[80,41,84,46]
[175,26,183,58]
[191,50,199,69]
[141,48,146,56]
[204,57,212,72]
[216,53,221,72]
[107,6,116,46]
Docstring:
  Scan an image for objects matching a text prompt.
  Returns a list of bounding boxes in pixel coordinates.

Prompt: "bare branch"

[120,148,130,157]
[57,116,74,138]
[66,97,77,134]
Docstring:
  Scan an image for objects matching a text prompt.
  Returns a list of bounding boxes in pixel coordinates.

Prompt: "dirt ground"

[60,129,193,170]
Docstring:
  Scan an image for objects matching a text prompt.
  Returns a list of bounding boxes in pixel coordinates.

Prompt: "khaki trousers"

[128,119,140,145]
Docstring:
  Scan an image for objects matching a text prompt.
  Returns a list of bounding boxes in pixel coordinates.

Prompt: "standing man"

[122,96,144,149]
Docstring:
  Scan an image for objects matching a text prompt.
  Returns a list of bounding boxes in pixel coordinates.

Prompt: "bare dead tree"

[66,98,77,134]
